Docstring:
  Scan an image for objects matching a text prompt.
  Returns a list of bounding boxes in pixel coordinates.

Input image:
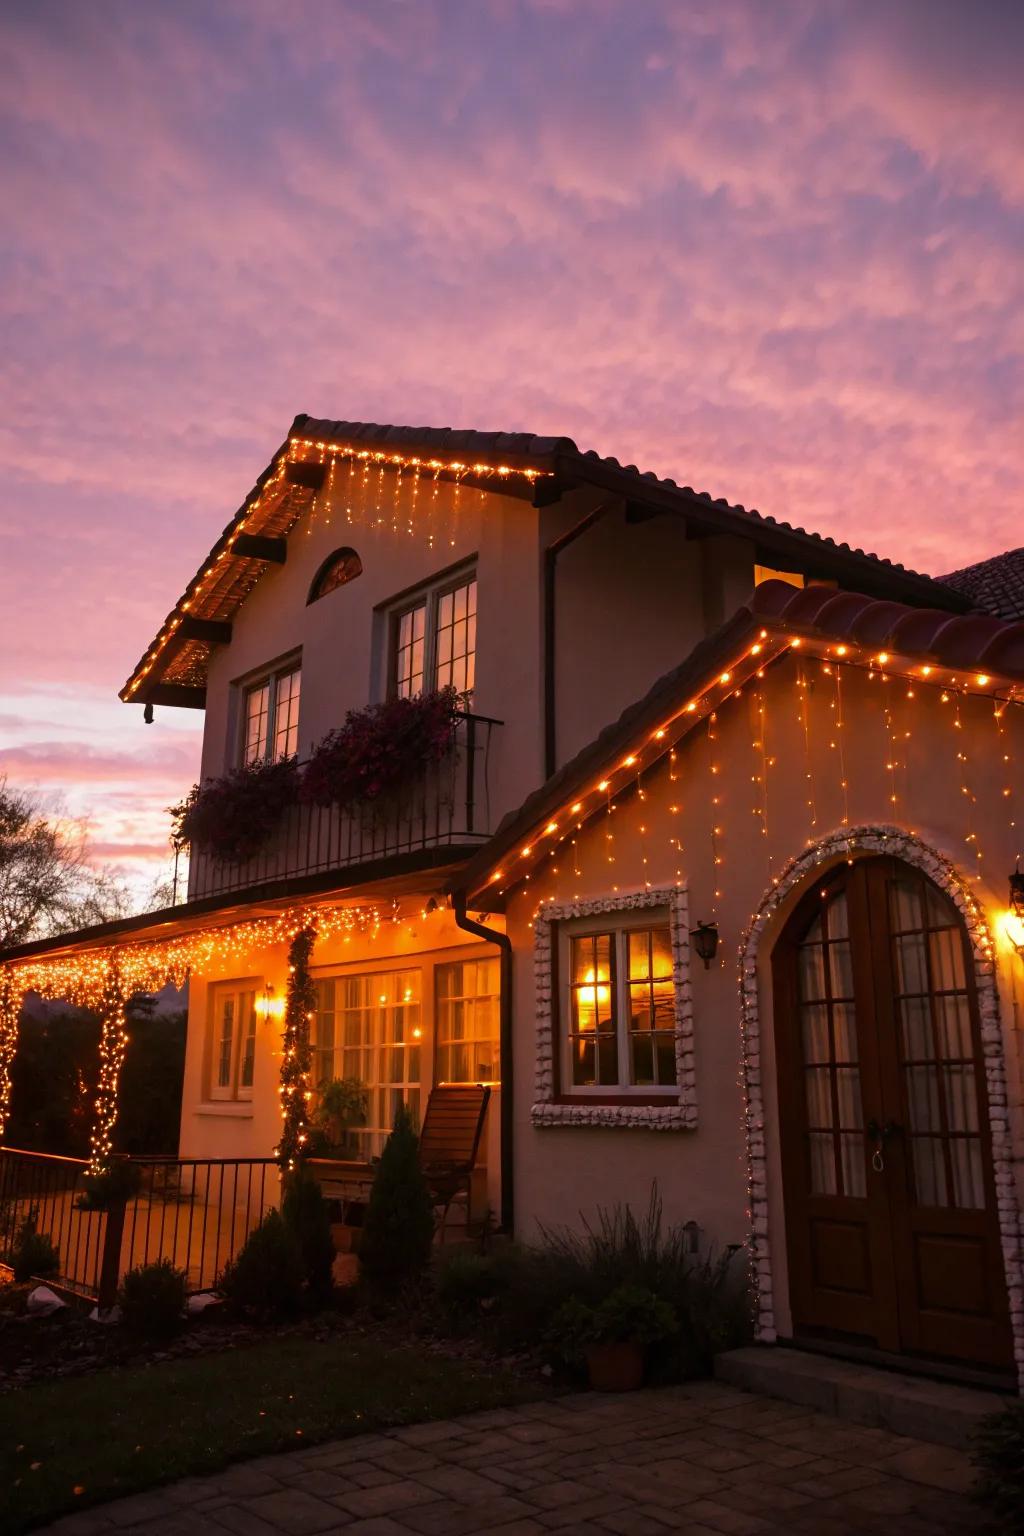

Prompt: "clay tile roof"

[940,547,1024,621]
[122,412,970,705]
[459,578,1024,900]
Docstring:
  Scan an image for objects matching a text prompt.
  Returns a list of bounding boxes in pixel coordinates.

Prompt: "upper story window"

[559,907,677,1095]
[308,547,362,605]
[389,567,477,700]
[243,660,301,764]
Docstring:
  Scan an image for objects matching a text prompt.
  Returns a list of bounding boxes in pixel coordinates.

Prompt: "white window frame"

[240,657,302,765]
[434,956,501,1087]
[558,908,678,1098]
[207,980,259,1103]
[312,966,424,1156]
[387,564,477,701]
[532,887,697,1130]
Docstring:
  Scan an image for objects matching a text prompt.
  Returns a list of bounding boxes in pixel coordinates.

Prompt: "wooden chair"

[418,1084,491,1238]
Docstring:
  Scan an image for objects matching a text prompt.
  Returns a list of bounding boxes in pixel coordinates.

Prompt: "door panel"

[774,856,1013,1373]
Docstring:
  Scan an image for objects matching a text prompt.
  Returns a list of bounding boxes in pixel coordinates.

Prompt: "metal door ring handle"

[871,1149,885,1173]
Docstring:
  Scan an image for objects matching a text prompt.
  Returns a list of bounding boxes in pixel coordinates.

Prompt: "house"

[1,414,1023,1390]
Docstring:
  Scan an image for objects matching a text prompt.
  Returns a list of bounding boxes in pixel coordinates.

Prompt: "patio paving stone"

[34,1381,988,1534]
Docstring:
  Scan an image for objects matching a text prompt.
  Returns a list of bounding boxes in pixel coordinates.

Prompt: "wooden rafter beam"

[135,683,207,710]
[232,533,288,563]
[178,616,232,644]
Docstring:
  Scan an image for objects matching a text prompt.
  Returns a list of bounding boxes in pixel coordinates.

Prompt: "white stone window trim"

[532,886,695,1129]
[738,823,1024,1390]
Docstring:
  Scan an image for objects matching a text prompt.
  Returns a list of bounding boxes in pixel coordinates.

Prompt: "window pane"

[798,943,826,1001]
[239,992,256,1089]
[434,576,477,695]
[804,1067,833,1128]
[273,667,301,760]
[808,1132,837,1195]
[929,928,966,992]
[244,683,270,763]
[435,958,500,1084]
[312,967,422,1155]
[891,877,922,933]
[217,998,235,1088]
[895,933,928,995]
[395,604,427,699]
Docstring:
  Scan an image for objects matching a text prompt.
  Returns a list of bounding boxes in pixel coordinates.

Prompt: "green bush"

[118,1259,186,1338]
[5,1214,59,1284]
[219,1210,304,1320]
[433,1188,752,1379]
[282,1168,336,1303]
[548,1285,677,1369]
[973,1401,1024,1533]
[359,1104,434,1292]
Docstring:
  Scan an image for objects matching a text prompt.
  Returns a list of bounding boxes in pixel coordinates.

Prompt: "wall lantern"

[255,986,284,1021]
[690,921,720,970]
[1005,866,1024,957]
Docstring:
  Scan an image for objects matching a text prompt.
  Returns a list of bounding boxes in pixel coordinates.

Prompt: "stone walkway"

[40,1380,985,1536]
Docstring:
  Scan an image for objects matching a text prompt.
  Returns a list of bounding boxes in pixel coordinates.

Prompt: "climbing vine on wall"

[276,924,318,1171]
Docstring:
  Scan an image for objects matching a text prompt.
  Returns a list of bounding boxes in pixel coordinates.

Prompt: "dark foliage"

[276,926,316,1169]
[218,1210,304,1320]
[75,1159,143,1212]
[4,1214,60,1284]
[170,756,299,864]
[973,1400,1024,1533]
[115,1001,187,1155]
[301,688,459,811]
[281,1168,336,1303]
[118,1259,187,1338]
[359,1105,435,1292]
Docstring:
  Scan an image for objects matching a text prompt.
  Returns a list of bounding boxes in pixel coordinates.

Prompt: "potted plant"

[551,1284,678,1392]
[300,687,459,816]
[169,755,299,864]
[305,1078,369,1254]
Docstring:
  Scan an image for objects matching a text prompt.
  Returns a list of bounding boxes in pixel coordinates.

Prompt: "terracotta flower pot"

[585,1341,646,1392]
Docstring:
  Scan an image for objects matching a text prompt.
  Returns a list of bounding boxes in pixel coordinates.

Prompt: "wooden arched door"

[773,856,1013,1374]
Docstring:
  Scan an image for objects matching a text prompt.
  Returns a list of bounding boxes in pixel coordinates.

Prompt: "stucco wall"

[505,653,1024,1333]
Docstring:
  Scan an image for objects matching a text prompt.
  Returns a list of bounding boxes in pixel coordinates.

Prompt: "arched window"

[307,547,362,605]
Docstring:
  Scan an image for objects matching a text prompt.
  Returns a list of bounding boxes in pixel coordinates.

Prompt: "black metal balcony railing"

[185,711,500,903]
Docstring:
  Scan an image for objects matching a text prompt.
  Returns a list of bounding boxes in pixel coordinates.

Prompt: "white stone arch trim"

[532,885,696,1129]
[738,823,1024,1387]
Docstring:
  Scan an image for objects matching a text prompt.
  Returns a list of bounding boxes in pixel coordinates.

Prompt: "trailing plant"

[218,1209,304,1320]
[118,1258,187,1338]
[301,687,459,813]
[973,1401,1024,1533]
[169,755,299,864]
[4,1213,59,1283]
[307,1076,368,1156]
[359,1103,435,1293]
[75,1158,142,1212]
[276,924,317,1171]
[281,1167,336,1303]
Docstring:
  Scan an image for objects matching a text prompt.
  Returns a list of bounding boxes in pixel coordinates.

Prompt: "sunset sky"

[2,0,1022,898]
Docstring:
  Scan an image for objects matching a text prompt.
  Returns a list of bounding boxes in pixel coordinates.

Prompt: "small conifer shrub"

[359,1104,434,1292]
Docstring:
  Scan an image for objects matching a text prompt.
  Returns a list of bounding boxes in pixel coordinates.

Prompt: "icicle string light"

[1,899,401,1012]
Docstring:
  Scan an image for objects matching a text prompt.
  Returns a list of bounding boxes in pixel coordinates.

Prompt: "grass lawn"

[2,1333,543,1533]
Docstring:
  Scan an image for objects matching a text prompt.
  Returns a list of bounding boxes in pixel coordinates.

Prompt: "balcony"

[184,711,500,904]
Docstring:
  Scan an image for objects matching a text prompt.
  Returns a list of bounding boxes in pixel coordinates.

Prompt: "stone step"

[715,1344,1013,1448]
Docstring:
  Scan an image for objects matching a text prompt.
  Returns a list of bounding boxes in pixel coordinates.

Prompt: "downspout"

[543,501,616,778]
[453,891,515,1235]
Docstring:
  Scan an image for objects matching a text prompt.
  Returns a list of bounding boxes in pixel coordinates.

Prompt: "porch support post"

[277,923,317,1172]
[88,960,129,1176]
[0,968,21,1141]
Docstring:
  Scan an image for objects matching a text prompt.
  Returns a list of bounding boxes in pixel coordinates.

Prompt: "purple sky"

[2,0,1023,892]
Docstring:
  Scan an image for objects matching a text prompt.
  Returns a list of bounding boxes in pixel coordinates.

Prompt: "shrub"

[5,1214,59,1283]
[359,1104,434,1292]
[301,688,459,813]
[434,1250,508,1320]
[282,1167,336,1303]
[548,1285,677,1369]
[973,1401,1024,1533]
[170,756,299,864]
[219,1209,304,1320]
[118,1258,186,1338]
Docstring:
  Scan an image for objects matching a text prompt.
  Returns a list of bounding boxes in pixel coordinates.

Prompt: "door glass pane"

[804,1068,833,1128]
[911,1138,947,1207]
[935,994,972,1059]
[808,1133,837,1195]
[895,933,927,994]
[840,1134,866,1199]
[828,941,854,999]
[900,996,932,1060]
[799,943,826,1001]
[832,1002,858,1062]
[827,890,849,939]
[929,928,966,992]
[907,1066,941,1132]
[950,1139,985,1210]
[835,1067,862,1130]
[891,877,921,933]
[942,1067,979,1134]
[217,998,235,1089]
[801,1004,830,1064]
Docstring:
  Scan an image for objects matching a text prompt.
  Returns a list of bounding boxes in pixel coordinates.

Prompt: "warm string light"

[668,746,683,889]
[0,971,20,1141]
[827,660,851,838]
[2,900,401,1016]
[88,962,129,1175]
[994,699,1021,868]
[277,925,318,1172]
[880,670,900,817]
[707,712,723,915]
[797,660,818,837]
[751,684,774,883]
[952,690,983,878]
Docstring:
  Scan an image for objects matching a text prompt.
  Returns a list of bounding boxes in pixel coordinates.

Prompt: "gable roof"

[458,578,1024,906]
[121,414,969,706]
[940,547,1024,622]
